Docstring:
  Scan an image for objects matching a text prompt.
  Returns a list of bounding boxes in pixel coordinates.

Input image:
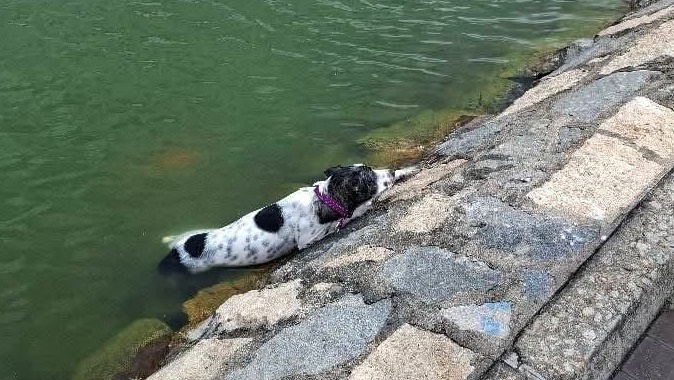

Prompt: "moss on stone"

[358,110,478,166]
[180,269,269,331]
[72,318,172,380]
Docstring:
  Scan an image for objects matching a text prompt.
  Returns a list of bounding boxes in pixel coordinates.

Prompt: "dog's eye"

[384,181,391,187]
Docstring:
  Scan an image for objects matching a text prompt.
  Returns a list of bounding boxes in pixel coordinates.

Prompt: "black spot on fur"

[254,203,284,233]
[184,233,207,258]
[157,248,187,274]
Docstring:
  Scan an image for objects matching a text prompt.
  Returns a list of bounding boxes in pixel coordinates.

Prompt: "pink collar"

[313,185,351,228]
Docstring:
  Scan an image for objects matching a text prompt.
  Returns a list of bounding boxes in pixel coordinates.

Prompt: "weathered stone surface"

[464,196,598,262]
[349,324,479,380]
[629,0,674,18]
[381,247,502,302]
[527,133,663,223]
[212,279,303,333]
[522,270,554,301]
[436,120,502,158]
[516,173,674,380]
[600,20,674,75]
[393,193,453,233]
[442,302,513,339]
[501,69,591,116]
[322,245,393,268]
[551,70,657,122]
[482,362,526,380]
[225,294,391,380]
[598,96,674,161]
[555,36,628,73]
[379,160,465,202]
[148,338,251,380]
[599,5,674,36]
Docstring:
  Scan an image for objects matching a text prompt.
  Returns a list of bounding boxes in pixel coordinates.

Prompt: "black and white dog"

[158,164,417,274]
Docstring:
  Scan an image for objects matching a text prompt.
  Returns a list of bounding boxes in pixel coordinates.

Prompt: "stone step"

[502,168,674,380]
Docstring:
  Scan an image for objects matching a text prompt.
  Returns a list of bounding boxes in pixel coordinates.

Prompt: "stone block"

[225,294,391,380]
[148,338,251,380]
[599,5,674,36]
[598,97,674,162]
[501,69,590,116]
[349,324,481,380]
[516,173,674,380]
[527,134,662,223]
[381,246,502,303]
[600,20,674,75]
[465,196,598,262]
[379,160,465,202]
[551,70,657,122]
[393,194,453,233]
[436,120,502,158]
[213,279,303,333]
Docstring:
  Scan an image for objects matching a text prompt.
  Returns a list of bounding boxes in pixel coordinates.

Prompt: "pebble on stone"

[442,302,513,339]
[213,279,303,333]
[349,324,477,380]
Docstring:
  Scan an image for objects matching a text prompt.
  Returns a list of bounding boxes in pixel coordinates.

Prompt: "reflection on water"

[0,0,623,378]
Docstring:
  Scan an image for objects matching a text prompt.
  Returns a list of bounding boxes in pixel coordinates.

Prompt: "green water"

[0,0,623,378]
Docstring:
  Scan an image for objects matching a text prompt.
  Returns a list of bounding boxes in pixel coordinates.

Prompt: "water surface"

[0,0,623,378]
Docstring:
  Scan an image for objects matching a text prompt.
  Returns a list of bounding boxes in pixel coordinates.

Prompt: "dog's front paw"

[394,166,421,182]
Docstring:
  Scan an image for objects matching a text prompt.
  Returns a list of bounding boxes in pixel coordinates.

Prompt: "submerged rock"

[72,318,172,380]
[181,270,268,331]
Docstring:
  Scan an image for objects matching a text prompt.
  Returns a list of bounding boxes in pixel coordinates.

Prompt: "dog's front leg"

[394,166,420,182]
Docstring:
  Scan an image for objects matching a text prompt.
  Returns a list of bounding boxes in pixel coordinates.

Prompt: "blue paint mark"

[486,301,512,312]
[481,315,503,336]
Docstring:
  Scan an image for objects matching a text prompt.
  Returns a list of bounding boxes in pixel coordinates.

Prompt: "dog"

[158,164,418,274]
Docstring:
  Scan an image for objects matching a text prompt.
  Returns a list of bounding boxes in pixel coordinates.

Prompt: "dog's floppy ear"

[324,165,343,178]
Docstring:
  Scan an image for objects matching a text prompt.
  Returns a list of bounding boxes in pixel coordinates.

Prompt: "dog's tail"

[161,229,211,247]
[161,235,177,245]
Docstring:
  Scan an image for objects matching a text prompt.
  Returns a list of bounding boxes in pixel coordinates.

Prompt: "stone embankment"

[148,1,674,379]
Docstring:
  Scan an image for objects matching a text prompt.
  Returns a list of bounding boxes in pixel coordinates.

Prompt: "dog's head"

[323,164,394,211]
